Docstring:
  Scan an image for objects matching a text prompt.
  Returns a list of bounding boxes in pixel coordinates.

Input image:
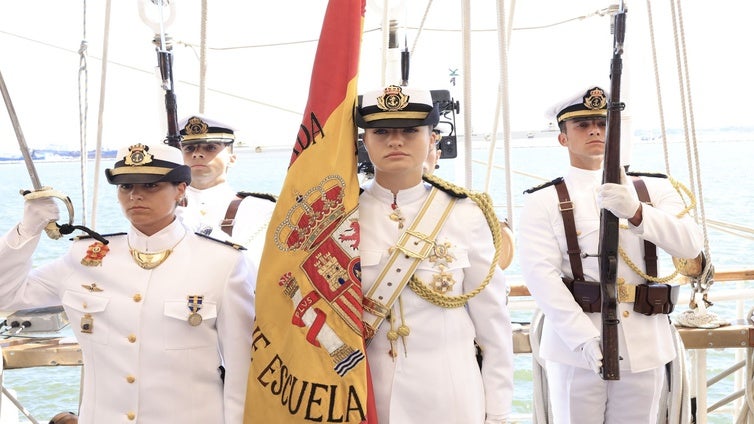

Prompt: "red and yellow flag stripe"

[244,0,375,422]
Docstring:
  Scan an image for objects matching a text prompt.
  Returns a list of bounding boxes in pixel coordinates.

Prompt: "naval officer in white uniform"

[176,114,276,263]
[0,142,256,423]
[518,86,703,423]
[355,85,514,424]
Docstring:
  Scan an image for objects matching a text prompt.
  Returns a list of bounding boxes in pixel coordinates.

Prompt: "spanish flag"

[243,0,375,422]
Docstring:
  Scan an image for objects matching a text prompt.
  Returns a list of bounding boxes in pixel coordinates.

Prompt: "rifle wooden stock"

[598,6,626,381]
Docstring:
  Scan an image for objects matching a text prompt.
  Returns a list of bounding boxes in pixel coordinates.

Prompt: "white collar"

[363,180,429,206]
[128,219,187,252]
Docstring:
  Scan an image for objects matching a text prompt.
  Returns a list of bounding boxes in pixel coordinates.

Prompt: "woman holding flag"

[355,84,514,423]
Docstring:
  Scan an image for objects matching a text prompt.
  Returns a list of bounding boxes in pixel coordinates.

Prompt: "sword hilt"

[20,187,75,240]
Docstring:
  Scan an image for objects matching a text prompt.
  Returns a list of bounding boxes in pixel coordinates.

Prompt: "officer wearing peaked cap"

[176,114,276,264]
[0,141,256,423]
[517,86,703,423]
[355,85,514,424]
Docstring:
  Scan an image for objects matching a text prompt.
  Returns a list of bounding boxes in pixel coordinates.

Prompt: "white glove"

[597,183,640,219]
[18,196,60,237]
[580,337,603,374]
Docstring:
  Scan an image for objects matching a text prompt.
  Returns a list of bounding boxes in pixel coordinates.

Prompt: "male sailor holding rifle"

[518,86,703,423]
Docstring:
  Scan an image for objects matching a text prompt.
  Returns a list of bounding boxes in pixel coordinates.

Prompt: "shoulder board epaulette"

[236,191,277,203]
[422,174,468,199]
[523,177,563,194]
[626,171,667,179]
[70,232,127,241]
[195,232,247,250]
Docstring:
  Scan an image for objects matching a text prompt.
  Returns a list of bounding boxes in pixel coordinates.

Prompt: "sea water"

[1,133,753,423]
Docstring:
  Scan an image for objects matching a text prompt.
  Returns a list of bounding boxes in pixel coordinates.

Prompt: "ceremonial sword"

[0,68,75,240]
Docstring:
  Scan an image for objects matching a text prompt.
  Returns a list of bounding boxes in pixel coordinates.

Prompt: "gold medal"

[188,312,203,326]
[187,295,204,327]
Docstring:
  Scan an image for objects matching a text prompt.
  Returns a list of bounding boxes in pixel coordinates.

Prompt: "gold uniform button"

[128,334,137,343]
[126,375,136,383]
[622,310,630,318]
[127,412,136,420]
[133,293,142,302]
[617,277,625,284]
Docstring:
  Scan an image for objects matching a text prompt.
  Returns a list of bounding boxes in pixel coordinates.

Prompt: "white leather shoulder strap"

[362,187,457,340]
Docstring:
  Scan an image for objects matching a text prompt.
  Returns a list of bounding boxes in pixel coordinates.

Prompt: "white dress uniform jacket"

[180,182,275,263]
[360,180,514,423]
[0,219,256,424]
[519,166,703,372]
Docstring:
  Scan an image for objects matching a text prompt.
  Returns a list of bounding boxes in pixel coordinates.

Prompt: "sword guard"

[20,187,75,240]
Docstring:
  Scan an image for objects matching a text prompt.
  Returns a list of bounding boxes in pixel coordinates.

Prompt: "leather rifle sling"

[554,181,584,280]
[220,197,243,237]
[630,177,657,277]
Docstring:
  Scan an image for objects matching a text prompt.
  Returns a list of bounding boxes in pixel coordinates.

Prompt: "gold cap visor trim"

[558,109,607,123]
[362,111,429,122]
[181,132,235,143]
[109,166,173,176]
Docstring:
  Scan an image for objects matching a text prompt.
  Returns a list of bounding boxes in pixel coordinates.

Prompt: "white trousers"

[546,361,665,424]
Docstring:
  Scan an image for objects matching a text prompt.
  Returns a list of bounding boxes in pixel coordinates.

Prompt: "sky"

[1,0,753,150]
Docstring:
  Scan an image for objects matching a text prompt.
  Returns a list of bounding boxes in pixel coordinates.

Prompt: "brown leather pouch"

[633,283,679,315]
[562,277,602,313]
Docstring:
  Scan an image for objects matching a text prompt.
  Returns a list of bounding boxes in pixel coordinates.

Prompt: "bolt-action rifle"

[598,0,627,381]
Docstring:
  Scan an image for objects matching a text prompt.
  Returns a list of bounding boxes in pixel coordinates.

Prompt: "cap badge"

[125,144,153,166]
[184,116,209,136]
[583,87,607,110]
[376,85,410,111]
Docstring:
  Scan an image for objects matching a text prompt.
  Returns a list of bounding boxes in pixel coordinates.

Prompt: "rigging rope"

[199,0,208,113]
[409,0,432,56]
[90,0,113,230]
[644,0,672,173]
[78,0,89,227]
[668,0,715,304]
[648,2,753,419]
[460,0,472,189]
[483,0,515,226]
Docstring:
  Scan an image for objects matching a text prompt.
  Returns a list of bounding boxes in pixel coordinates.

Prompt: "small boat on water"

[2,1,754,423]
